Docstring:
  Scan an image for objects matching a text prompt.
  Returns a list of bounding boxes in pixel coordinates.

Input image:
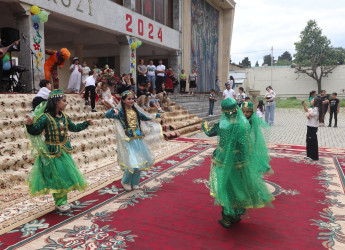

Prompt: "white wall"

[241,66,345,98]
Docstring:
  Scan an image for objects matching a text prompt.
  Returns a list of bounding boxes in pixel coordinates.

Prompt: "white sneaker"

[158,108,165,113]
[132,185,140,190]
[208,114,212,117]
[55,204,71,213]
[121,182,132,191]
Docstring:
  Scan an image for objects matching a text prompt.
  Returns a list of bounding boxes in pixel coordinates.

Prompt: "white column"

[119,35,136,79]
[18,3,47,92]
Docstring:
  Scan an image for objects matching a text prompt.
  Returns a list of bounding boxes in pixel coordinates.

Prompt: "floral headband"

[121,90,133,98]
[48,90,65,100]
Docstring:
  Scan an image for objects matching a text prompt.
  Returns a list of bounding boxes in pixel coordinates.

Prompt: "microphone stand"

[22,34,38,93]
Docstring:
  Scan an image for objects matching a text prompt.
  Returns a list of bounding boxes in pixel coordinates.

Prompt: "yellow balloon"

[31,5,40,15]
[131,42,138,50]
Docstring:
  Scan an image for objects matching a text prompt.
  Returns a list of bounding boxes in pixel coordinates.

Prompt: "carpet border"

[6,144,211,249]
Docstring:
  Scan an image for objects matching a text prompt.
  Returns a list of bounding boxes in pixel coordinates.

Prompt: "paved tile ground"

[190,108,345,148]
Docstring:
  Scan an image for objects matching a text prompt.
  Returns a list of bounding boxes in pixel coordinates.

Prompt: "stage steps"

[0,93,203,191]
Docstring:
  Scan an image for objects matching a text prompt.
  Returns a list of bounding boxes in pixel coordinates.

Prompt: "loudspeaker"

[1,27,20,51]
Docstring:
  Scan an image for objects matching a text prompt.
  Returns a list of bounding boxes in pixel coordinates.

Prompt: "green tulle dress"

[202,98,274,223]
[25,102,89,200]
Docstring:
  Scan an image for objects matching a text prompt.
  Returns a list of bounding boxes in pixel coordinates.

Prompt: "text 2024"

[126,14,163,42]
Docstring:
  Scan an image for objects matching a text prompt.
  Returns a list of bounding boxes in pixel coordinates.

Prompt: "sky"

[230,0,345,66]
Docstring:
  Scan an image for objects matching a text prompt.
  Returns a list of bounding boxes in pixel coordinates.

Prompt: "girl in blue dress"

[106,90,163,191]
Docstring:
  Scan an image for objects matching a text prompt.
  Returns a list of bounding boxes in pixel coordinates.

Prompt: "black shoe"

[328,125,331,127]
[334,125,337,127]
[91,109,97,112]
[218,219,231,228]
[231,218,242,224]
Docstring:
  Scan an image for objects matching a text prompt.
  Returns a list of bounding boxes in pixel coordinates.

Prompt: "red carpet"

[1,140,345,249]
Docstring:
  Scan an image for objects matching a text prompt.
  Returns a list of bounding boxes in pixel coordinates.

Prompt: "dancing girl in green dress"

[25,89,94,212]
[202,98,274,228]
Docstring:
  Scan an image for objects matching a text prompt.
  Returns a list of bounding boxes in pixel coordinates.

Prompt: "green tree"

[239,57,251,67]
[293,20,342,93]
[262,54,272,66]
[275,60,291,66]
[255,60,259,67]
[278,51,292,63]
[333,47,345,65]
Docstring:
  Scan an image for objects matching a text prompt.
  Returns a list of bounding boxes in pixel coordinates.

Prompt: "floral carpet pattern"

[0,138,344,249]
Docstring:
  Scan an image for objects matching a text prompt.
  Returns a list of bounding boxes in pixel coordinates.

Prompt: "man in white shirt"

[222,82,236,100]
[83,70,97,112]
[155,59,165,93]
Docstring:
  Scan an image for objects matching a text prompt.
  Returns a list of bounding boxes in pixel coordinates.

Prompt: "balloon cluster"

[2,53,12,71]
[30,5,49,23]
[129,38,142,50]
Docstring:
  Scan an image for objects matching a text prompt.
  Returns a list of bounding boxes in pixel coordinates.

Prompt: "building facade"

[1,0,235,92]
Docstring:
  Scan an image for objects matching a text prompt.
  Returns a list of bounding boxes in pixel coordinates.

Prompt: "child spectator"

[309,90,317,108]
[81,61,91,83]
[157,83,172,112]
[209,89,216,116]
[68,57,82,93]
[328,92,340,127]
[32,80,52,110]
[256,100,265,118]
[150,88,165,113]
[101,82,118,109]
[245,96,251,102]
[236,87,246,106]
[80,69,98,112]
[180,69,187,93]
[302,96,322,160]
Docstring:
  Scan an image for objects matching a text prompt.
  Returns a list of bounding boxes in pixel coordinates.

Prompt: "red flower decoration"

[107,69,111,72]
[131,53,134,58]
[33,42,40,50]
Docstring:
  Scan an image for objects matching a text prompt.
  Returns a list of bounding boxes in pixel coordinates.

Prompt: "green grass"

[258,97,345,108]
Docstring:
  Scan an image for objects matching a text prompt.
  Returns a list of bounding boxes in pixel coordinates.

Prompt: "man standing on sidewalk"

[222,82,236,100]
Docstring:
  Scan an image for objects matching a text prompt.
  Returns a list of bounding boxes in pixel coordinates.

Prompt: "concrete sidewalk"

[190,108,345,148]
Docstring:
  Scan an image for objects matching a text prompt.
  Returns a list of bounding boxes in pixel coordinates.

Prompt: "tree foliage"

[262,54,272,66]
[278,51,292,63]
[240,57,251,67]
[275,60,291,66]
[255,60,259,67]
[293,20,343,93]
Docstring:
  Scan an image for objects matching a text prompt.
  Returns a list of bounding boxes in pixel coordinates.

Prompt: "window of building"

[130,0,173,28]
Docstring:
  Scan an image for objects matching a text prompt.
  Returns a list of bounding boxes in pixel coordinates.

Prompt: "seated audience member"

[32,80,52,109]
[130,88,137,102]
[157,83,172,112]
[117,73,132,94]
[149,88,165,113]
[137,82,150,108]
[101,82,118,109]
